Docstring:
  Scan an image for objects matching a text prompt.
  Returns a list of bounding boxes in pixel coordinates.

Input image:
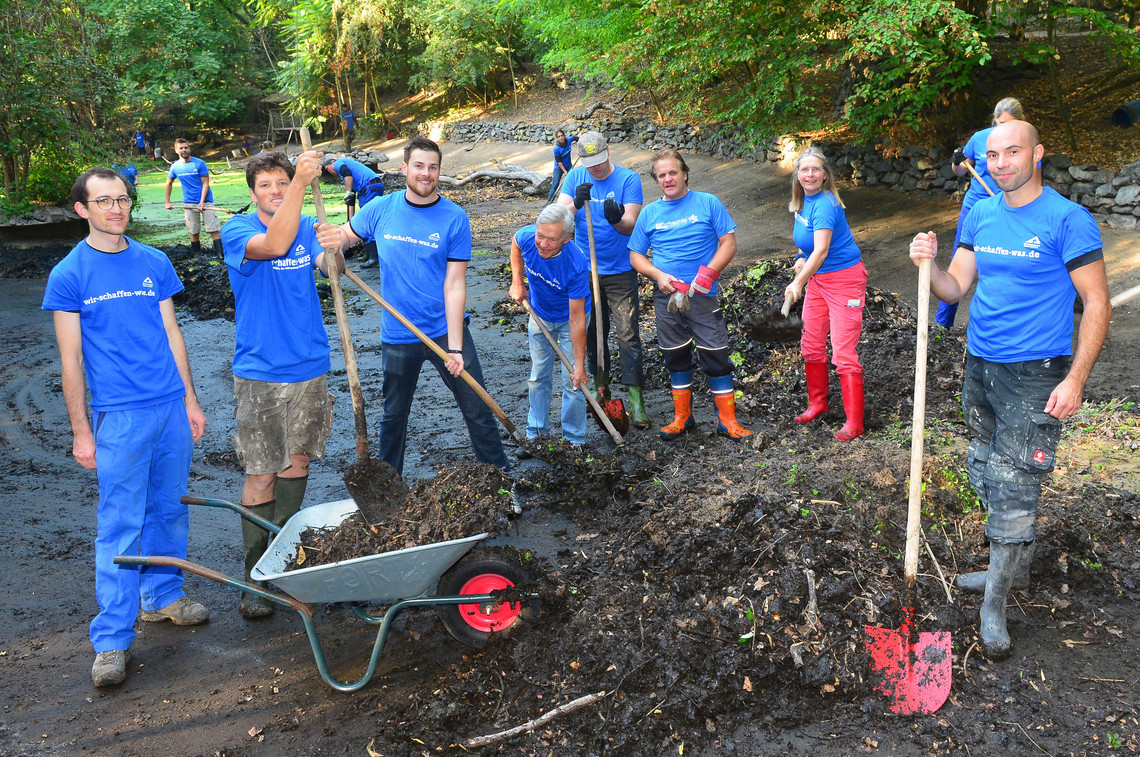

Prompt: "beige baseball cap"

[576,131,609,168]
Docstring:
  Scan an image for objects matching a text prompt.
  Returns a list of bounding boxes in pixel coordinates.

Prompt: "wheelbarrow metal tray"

[251,499,487,604]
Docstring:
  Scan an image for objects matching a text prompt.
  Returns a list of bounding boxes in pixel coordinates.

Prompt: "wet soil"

[2,143,1138,757]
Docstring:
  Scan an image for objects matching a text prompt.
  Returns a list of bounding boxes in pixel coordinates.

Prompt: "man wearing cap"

[325,156,384,268]
[557,131,648,428]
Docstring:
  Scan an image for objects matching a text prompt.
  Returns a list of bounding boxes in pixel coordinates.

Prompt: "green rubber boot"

[240,498,276,619]
[626,385,650,429]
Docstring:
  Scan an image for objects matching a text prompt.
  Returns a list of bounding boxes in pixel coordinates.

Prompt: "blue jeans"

[91,398,193,652]
[379,325,508,475]
[527,315,586,445]
[547,165,566,203]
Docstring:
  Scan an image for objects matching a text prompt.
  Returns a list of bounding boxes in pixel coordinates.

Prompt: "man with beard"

[164,138,222,258]
[909,119,1110,660]
[336,136,508,476]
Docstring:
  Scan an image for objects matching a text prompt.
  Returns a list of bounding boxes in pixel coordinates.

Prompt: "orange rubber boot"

[660,389,695,439]
[714,393,753,440]
[834,373,865,441]
[795,362,829,424]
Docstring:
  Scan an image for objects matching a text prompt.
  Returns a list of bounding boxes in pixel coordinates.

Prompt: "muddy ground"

[2,142,1139,757]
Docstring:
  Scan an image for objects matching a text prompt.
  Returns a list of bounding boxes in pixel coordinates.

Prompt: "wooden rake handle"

[299,127,370,464]
[520,300,623,444]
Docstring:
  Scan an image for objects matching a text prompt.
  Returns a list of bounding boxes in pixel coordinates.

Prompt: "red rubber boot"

[834,372,865,441]
[795,362,829,424]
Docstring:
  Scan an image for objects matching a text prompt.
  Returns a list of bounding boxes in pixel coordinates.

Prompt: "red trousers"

[800,261,866,375]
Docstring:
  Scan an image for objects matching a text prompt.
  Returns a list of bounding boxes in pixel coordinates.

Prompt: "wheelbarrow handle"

[181,495,280,535]
[113,554,312,616]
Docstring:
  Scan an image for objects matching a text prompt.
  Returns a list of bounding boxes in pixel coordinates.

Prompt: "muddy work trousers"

[963,354,1067,545]
[585,270,643,386]
[652,289,733,379]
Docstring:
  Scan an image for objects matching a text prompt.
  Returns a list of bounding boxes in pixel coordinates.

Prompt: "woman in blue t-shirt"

[940,96,1024,327]
[547,130,575,203]
[785,147,867,441]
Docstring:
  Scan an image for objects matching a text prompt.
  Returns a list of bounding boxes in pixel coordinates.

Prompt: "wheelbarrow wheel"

[436,550,537,650]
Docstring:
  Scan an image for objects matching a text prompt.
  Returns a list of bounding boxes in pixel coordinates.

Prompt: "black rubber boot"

[955,541,1033,593]
[979,541,1032,660]
[190,240,201,255]
[212,238,224,260]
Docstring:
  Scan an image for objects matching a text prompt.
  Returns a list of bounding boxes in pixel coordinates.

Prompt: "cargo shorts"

[233,375,335,475]
[184,205,221,235]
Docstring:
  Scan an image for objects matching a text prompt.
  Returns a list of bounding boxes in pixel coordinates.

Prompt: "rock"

[1115,185,1140,205]
[1044,154,1074,170]
[1096,183,1115,198]
[1068,165,1098,182]
[1071,182,1098,197]
[916,157,934,171]
[1042,163,1062,182]
[1094,170,1116,185]
[882,171,901,185]
[1120,160,1140,177]
[1049,183,1071,198]
[1107,214,1138,230]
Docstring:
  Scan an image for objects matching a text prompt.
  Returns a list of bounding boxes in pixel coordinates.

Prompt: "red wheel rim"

[456,573,520,632]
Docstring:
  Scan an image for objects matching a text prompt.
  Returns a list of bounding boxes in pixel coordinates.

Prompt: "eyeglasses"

[85,196,133,210]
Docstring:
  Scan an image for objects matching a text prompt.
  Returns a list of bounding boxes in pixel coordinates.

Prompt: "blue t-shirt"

[349,192,472,344]
[342,109,356,130]
[560,164,644,275]
[114,163,138,188]
[963,127,999,206]
[553,137,575,172]
[515,225,592,323]
[222,213,331,382]
[168,157,214,204]
[135,132,145,148]
[960,187,1103,362]
[791,191,862,274]
[628,190,736,296]
[41,237,186,412]
[334,158,383,205]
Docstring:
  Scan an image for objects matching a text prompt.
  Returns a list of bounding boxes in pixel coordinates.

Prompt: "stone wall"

[421,118,1140,231]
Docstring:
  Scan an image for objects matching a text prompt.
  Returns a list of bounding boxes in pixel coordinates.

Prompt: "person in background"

[547,129,575,203]
[909,120,1109,661]
[341,104,356,150]
[134,130,146,158]
[259,141,274,154]
[324,156,384,268]
[509,203,592,451]
[556,131,649,428]
[630,149,751,441]
[164,138,223,258]
[785,146,868,442]
[113,158,138,189]
[42,167,209,688]
[939,97,1025,328]
[221,150,343,618]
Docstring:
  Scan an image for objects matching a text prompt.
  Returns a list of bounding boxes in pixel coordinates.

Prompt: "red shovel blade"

[865,624,952,715]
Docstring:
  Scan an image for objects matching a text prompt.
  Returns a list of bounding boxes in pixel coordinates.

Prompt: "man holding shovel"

[909,119,1110,660]
[325,156,384,268]
[509,203,592,450]
[557,131,649,427]
[337,136,509,476]
[164,138,223,258]
[221,150,344,618]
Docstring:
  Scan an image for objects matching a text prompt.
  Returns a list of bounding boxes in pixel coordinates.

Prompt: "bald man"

[909,120,1110,661]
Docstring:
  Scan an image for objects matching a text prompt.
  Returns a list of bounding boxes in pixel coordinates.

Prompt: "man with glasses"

[164,138,223,258]
[42,167,210,688]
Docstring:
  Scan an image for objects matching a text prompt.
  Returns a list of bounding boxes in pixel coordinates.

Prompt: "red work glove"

[667,280,690,313]
[690,265,720,295]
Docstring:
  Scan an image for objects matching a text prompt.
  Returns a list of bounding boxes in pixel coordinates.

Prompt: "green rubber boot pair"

[240,476,309,619]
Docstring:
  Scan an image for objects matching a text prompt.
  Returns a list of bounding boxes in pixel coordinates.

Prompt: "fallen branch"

[574,92,650,119]
[437,164,547,193]
[466,690,607,748]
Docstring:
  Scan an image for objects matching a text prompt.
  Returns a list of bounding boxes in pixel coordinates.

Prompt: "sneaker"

[139,596,210,626]
[92,649,131,687]
[239,592,275,619]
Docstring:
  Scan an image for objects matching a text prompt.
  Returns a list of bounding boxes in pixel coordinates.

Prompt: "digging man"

[43,167,210,688]
[325,156,384,268]
[221,150,344,618]
[337,136,509,476]
[909,119,1110,660]
[164,138,223,258]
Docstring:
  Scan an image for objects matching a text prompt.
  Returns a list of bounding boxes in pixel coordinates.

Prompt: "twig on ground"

[1000,720,1056,757]
[466,691,607,748]
[924,541,953,603]
[803,568,820,631]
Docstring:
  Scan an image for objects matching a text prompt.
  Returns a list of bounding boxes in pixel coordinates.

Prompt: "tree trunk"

[1046,14,1076,152]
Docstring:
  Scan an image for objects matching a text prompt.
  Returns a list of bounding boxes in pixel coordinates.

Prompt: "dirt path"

[1,141,1137,756]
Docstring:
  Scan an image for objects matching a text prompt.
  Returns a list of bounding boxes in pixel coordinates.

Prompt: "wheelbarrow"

[114,496,539,692]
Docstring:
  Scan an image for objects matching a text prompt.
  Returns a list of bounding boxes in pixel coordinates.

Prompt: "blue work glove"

[690,265,720,296]
[573,182,593,210]
[603,199,624,225]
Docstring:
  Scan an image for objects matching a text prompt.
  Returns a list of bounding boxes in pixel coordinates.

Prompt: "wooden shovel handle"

[962,161,995,197]
[340,268,528,447]
[904,257,932,589]
[781,291,794,317]
[583,200,606,377]
[300,127,370,464]
[520,300,623,444]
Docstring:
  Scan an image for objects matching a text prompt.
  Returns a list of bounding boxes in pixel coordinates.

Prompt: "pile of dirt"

[285,462,514,571]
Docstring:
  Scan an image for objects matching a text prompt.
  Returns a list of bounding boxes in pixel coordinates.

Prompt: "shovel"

[864,257,952,715]
[582,201,631,434]
[741,291,804,344]
[170,203,252,216]
[963,161,996,197]
[299,128,392,516]
[340,268,543,462]
[520,300,623,444]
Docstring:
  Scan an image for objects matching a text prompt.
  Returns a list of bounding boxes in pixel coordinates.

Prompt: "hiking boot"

[239,592,275,619]
[139,596,210,626]
[92,649,131,687]
[626,385,650,429]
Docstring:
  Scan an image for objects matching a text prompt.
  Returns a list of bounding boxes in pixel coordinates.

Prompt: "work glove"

[690,265,720,296]
[603,199,624,225]
[951,149,967,167]
[343,191,357,204]
[573,182,593,210]
[667,280,691,313]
